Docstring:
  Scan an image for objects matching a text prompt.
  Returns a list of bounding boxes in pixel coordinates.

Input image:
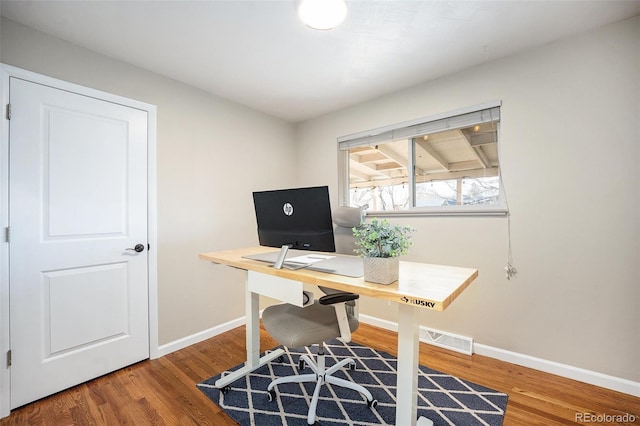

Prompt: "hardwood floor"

[1,323,638,425]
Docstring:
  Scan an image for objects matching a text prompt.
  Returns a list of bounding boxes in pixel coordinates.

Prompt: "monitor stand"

[273,245,313,270]
[273,245,289,269]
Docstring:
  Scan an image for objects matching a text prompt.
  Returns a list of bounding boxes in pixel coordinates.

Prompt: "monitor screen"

[252,186,336,252]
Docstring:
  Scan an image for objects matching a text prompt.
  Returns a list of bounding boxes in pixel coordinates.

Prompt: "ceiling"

[2,1,639,123]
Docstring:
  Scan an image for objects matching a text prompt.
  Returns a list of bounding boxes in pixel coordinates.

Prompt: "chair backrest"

[332,206,366,255]
[319,206,366,301]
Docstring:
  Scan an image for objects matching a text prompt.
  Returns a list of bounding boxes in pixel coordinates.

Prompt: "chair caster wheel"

[368,398,378,408]
[267,389,276,402]
[299,359,306,370]
[220,385,231,394]
[349,362,356,370]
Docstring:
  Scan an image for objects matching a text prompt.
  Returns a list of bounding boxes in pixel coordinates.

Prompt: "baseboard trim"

[359,313,399,333]
[156,313,639,397]
[473,343,640,398]
[358,314,640,397]
[156,316,246,358]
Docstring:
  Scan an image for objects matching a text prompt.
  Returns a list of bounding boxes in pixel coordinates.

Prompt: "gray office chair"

[262,206,375,425]
[332,205,366,255]
[318,205,366,315]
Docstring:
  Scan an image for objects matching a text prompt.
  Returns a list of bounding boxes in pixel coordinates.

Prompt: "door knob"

[126,244,145,253]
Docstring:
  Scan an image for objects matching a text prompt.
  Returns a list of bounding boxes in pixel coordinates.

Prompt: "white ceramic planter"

[363,256,399,285]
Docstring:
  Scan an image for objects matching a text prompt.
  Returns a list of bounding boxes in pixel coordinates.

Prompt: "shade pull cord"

[501,173,517,280]
[505,211,518,280]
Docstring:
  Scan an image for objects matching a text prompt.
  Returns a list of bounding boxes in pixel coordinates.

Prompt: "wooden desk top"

[199,246,478,312]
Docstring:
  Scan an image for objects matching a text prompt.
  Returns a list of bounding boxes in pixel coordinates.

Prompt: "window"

[338,102,505,216]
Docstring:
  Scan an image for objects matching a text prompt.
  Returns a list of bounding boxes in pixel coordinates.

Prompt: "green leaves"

[352,218,414,258]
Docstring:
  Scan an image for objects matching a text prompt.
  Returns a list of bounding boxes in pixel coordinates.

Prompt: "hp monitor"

[252,186,335,252]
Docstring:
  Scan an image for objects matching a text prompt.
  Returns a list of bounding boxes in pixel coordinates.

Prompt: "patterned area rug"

[198,340,507,425]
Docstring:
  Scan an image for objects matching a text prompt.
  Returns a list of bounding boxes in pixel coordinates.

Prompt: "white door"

[9,77,150,408]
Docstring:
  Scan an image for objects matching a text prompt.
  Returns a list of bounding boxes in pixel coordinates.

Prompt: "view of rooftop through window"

[341,105,501,214]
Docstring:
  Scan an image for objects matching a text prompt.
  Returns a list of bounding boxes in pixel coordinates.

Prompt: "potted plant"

[353,218,415,284]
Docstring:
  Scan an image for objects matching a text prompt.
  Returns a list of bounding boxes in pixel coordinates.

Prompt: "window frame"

[338,101,507,217]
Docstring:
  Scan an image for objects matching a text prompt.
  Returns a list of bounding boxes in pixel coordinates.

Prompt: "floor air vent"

[420,327,473,355]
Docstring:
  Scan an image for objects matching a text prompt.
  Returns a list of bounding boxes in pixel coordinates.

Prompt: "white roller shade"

[339,101,500,151]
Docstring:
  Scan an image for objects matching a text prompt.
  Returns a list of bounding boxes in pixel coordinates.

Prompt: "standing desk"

[199,246,478,426]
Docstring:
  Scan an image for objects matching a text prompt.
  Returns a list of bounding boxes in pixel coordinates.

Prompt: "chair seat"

[262,300,358,348]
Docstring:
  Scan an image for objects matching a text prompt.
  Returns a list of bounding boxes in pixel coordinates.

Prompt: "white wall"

[296,17,640,382]
[0,18,297,345]
[1,11,638,390]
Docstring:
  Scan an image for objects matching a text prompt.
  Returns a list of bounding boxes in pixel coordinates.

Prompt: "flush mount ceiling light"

[298,0,348,30]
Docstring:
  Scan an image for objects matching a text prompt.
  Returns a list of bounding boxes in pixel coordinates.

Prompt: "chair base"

[267,350,377,425]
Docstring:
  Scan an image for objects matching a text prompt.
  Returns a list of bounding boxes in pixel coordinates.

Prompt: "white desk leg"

[396,303,420,426]
[246,277,260,368]
[214,272,284,388]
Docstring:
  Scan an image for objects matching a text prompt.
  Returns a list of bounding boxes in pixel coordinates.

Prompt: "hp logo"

[283,202,294,216]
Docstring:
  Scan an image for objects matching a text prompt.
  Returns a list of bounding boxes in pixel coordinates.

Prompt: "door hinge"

[5,227,10,243]
[7,350,11,368]
[6,104,11,120]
